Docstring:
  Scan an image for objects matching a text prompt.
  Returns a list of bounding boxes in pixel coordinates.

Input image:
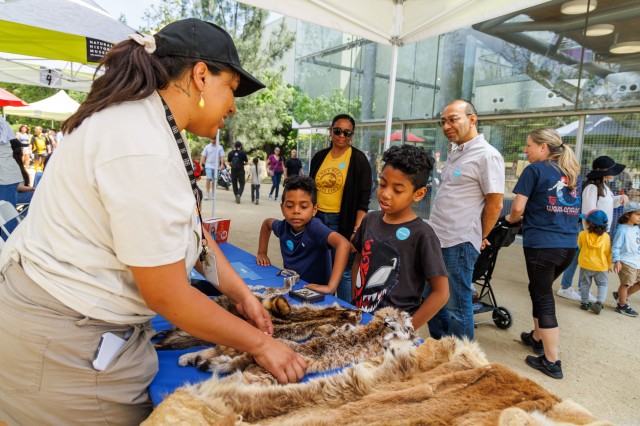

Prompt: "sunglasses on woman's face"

[332,127,354,138]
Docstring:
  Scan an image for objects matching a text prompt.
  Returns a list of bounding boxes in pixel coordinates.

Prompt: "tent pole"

[383,1,404,152]
[383,43,399,152]
[574,115,586,165]
[212,129,220,218]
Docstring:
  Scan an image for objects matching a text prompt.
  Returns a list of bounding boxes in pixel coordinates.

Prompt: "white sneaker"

[557,287,581,301]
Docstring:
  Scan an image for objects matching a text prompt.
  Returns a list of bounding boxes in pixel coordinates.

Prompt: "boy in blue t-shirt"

[351,145,449,330]
[257,176,350,292]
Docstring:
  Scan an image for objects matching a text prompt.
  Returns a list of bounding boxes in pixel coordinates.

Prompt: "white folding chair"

[0,200,22,241]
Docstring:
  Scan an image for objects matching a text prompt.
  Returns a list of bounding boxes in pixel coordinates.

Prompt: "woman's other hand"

[252,339,307,384]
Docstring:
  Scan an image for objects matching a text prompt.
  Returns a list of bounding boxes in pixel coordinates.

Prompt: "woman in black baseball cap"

[0,18,305,425]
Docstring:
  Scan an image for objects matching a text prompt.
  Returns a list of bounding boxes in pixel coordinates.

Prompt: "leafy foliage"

[142,0,295,158]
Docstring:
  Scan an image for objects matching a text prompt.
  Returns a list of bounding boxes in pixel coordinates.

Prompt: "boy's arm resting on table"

[411,276,449,330]
[304,231,350,294]
[256,218,276,266]
[130,260,307,384]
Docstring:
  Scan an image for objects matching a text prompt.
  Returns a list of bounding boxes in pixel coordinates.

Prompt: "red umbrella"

[389,130,425,142]
[0,88,28,107]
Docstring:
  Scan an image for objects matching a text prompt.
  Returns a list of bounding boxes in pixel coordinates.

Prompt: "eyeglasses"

[331,127,354,138]
[437,114,473,127]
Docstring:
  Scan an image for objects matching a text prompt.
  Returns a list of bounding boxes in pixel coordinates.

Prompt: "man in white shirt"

[200,138,225,200]
[426,99,505,341]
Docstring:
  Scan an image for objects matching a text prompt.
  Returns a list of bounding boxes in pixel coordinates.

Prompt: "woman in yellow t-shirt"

[309,114,372,302]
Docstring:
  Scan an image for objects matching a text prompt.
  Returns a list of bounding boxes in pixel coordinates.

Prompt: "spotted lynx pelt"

[153,298,362,349]
[178,307,420,384]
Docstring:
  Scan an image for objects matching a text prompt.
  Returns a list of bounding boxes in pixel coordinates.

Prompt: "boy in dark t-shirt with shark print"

[351,145,449,330]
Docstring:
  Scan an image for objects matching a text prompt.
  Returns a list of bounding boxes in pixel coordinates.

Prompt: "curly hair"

[282,175,317,204]
[586,221,606,236]
[381,145,435,190]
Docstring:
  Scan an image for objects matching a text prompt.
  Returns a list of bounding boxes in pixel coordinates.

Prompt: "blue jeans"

[315,210,353,303]
[560,249,579,289]
[0,183,19,238]
[269,172,283,199]
[427,242,479,340]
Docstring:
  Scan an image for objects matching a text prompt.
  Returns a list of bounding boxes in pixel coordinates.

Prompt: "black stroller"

[472,216,521,329]
[217,167,231,190]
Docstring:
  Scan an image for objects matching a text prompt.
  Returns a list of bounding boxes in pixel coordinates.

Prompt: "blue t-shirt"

[272,217,334,285]
[513,161,581,248]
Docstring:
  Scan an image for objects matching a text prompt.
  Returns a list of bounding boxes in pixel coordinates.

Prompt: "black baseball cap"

[155,18,265,97]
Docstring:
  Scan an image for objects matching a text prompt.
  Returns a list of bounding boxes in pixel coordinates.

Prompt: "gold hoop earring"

[198,91,205,109]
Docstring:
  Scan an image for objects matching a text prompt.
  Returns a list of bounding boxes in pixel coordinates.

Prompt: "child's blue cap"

[579,209,608,227]
[623,202,640,214]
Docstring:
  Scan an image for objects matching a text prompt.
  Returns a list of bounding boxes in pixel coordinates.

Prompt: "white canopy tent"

[4,90,80,121]
[237,0,550,149]
[0,0,135,92]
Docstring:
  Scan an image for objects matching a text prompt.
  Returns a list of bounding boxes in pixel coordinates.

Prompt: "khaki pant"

[0,259,158,425]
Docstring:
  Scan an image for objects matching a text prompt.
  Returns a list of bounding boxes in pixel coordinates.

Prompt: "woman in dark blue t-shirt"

[506,127,581,380]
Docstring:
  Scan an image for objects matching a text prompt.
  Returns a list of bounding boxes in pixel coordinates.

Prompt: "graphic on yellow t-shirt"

[316,167,343,194]
[316,147,352,213]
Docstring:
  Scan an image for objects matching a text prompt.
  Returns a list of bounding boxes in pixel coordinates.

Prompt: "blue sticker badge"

[339,162,346,169]
[396,227,410,240]
[286,240,294,251]
[453,168,462,177]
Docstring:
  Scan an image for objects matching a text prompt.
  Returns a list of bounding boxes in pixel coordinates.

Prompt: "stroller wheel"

[492,307,512,329]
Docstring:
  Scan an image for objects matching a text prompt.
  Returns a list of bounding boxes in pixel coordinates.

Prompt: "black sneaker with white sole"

[590,301,603,314]
[520,330,544,355]
[525,355,563,379]
[616,304,639,317]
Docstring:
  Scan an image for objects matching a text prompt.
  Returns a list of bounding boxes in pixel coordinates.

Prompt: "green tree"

[292,88,362,126]
[142,0,296,156]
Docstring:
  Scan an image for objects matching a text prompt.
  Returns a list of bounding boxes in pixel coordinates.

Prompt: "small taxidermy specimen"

[178,307,420,384]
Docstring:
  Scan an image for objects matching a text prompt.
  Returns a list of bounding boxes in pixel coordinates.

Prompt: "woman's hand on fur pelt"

[252,339,308,384]
[236,295,275,336]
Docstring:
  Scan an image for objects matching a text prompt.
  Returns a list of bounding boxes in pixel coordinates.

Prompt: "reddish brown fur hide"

[143,338,610,425]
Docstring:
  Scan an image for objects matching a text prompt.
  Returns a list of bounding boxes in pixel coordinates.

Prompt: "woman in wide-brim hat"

[586,155,626,180]
[558,155,629,302]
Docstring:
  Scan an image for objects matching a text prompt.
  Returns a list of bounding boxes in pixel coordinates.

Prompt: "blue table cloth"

[149,242,366,406]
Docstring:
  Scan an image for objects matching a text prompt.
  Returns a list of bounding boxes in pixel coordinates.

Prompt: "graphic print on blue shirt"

[354,235,400,312]
[548,176,580,208]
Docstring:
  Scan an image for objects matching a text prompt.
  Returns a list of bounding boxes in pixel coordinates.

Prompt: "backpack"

[230,152,243,170]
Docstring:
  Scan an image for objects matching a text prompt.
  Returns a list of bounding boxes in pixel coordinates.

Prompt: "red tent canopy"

[389,130,425,142]
[0,87,28,107]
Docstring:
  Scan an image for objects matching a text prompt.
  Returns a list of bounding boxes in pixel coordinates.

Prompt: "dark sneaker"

[580,302,591,311]
[590,301,603,315]
[520,330,544,355]
[525,355,563,379]
[613,291,619,303]
[616,304,639,317]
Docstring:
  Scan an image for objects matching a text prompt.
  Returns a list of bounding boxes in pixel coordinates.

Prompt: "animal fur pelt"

[153,300,362,350]
[178,307,419,384]
[143,337,612,426]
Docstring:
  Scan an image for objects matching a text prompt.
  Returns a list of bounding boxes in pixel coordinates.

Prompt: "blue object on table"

[150,242,368,406]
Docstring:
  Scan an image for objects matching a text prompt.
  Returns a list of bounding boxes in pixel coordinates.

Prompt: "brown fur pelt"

[143,337,611,426]
[153,300,362,350]
[178,307,419,384]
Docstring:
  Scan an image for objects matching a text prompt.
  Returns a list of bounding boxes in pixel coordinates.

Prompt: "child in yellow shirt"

[577,209,611,314]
